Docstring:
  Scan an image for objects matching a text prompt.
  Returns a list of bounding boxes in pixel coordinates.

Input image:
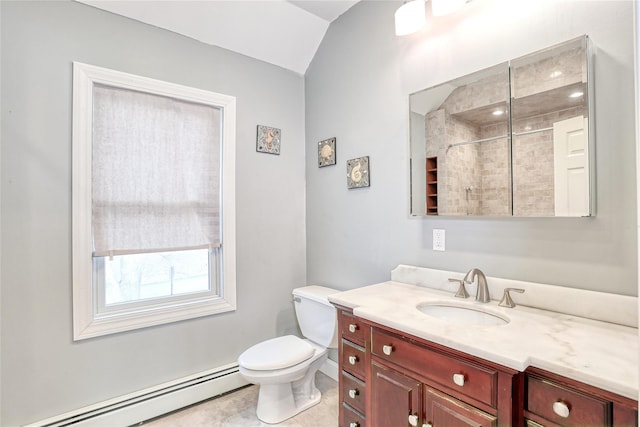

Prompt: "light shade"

[395,0,426,36]
[431,0,466,17]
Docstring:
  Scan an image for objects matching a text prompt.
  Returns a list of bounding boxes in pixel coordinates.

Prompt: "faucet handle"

[499,288,525,308]
[448,278,470,299]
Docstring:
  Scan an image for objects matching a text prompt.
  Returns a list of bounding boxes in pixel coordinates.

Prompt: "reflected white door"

[553,116,589,216]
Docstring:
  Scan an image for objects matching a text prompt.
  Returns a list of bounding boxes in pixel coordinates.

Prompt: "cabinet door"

[371,361,422,427]
[424,385,497,427]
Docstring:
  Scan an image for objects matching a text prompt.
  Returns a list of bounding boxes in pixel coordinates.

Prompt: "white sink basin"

[417,302,509,326]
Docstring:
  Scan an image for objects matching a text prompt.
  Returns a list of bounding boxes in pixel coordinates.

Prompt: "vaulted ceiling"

[76,0,361,75]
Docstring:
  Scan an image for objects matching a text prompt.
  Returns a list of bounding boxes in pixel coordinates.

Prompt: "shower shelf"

[426,156,438,215]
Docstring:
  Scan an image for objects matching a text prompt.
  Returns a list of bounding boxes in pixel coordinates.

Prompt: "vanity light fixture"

[569,91,584,98]
[550,70,563,78]
[492,110,504,116]
[395,0,426,36]
[431,0,467,17]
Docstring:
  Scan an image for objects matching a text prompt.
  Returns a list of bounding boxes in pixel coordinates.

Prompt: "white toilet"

[238,285,339,424]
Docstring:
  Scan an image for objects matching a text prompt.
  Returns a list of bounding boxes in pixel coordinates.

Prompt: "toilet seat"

[238,335,314,371]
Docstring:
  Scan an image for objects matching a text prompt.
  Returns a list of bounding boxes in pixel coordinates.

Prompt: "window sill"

[73,295,235,340]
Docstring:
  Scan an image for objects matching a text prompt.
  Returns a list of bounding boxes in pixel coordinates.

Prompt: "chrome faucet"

[463,268,490,303]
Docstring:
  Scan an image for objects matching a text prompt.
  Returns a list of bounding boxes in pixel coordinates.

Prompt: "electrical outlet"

[433,229,445,251]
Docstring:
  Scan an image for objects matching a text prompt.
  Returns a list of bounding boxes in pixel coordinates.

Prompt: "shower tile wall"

[425,71,510,216]
[479,123,510,216]
[445,115,481,215]
[511,47,585,99]
[426,112,510,216]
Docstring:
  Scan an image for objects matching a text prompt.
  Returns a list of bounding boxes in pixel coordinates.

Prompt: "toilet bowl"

[237,286,338,424]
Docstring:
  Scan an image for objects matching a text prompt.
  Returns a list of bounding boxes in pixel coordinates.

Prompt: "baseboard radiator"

[25,359,339,427]
[24,363,248,427]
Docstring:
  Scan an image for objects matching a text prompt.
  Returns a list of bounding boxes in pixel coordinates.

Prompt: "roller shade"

[91,84,221,257]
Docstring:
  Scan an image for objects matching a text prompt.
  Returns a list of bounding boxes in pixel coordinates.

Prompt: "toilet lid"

[239,335,315,371]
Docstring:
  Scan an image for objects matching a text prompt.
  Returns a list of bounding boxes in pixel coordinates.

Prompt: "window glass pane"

[102,249,210,305]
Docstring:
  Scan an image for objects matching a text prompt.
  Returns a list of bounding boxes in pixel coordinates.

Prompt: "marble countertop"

[328,281,638,400]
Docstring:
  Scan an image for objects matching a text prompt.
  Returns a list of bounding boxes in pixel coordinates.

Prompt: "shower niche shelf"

[426,156,438,215]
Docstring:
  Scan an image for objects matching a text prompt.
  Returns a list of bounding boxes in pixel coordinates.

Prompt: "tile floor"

[140,373,338,426]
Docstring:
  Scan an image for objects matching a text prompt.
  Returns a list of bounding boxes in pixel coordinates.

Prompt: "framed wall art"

[347,156,370,189]
[256,125,281,155]
[318,137,336,167]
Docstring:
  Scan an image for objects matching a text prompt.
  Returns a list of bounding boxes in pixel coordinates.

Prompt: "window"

[72,62,236,340]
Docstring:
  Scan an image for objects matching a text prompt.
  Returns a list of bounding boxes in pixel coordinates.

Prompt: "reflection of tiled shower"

[426,110,510,216]
[445,118,510,216]
[511,107,585,215]
[511,45,587,216]
[424,41,586,216]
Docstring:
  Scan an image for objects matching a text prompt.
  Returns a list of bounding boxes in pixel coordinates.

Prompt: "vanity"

[329,265,638,427]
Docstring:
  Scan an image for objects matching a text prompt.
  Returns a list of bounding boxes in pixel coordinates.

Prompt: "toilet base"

[255,354,326,424]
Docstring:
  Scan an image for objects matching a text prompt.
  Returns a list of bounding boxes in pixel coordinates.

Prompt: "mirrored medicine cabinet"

[410,36,594,217]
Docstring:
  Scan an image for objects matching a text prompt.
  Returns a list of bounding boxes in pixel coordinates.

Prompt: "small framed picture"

[256,125,281,155]
[347,156,370,189]
[318,137,336,167]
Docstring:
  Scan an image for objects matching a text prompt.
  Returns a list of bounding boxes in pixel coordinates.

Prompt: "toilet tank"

[292,286,339,349]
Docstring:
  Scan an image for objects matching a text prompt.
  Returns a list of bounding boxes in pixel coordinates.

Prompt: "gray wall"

[1,1,306,425]
[305,0,637,295]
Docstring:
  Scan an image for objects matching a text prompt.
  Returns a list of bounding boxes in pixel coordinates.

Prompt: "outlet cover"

[433,229,445,251]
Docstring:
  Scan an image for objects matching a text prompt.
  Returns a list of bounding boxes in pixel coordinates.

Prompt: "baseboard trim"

[24,363,248,427]
[320,358,338,382]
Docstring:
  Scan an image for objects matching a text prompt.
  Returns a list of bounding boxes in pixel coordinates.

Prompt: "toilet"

[238,285,339,424]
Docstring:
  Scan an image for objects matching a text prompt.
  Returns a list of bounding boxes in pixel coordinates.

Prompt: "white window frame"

[72,62,236,340]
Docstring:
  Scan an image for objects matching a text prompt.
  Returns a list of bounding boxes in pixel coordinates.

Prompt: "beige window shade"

[91,84,221,257]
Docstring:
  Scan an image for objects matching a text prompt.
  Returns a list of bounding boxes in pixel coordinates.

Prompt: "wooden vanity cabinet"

[524,367,638,427]
[369,325,519,427]
[334,308,637,427]
[335,305,521,427]
[370,360,499,427]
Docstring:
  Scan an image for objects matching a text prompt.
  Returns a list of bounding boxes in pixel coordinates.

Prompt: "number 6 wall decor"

[346,156,370,189]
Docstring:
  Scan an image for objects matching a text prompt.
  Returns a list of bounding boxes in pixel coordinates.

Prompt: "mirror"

[511,37,591,216]
[410,63,511,216]
[410,36,593,217]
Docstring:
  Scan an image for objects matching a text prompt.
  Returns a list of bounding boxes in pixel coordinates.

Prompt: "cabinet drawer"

[341,339,366,379]
[526,374,611,426]
[342,372,367,415]
[371,328,498,407]
[340,310,366,345]
[341,402,366,427]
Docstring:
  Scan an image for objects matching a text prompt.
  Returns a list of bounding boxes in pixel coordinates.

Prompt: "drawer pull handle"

[452,373,465,387]
[553,401,570,418]
[382,344,393,355]
[349,423,359,427]
[348,355,358,365]
[348,323,358,333]
[348,388,359,399]
[408,414,419,426]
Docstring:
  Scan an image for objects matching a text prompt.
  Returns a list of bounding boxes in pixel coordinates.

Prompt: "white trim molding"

[71,62,237,340]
